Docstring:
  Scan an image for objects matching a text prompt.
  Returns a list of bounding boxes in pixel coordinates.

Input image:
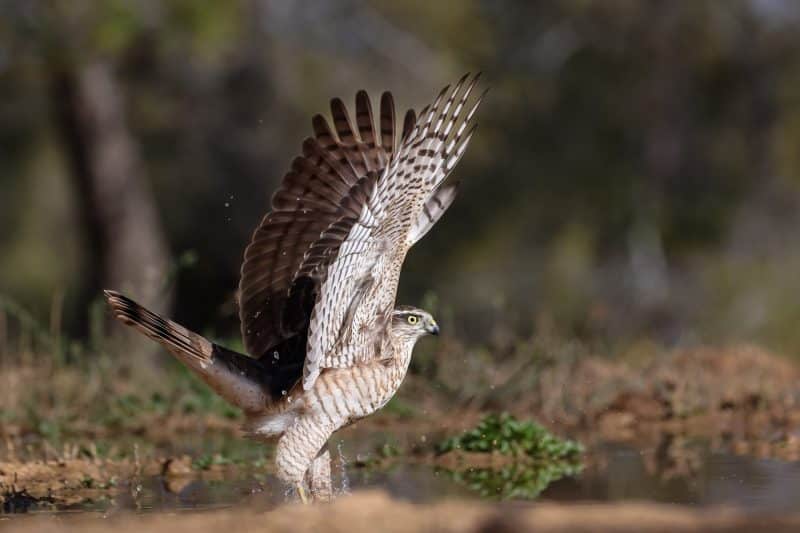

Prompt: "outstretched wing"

[239,91,416,362]
[302,74,485,389]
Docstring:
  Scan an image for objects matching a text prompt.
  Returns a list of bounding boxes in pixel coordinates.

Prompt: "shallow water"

[545,442,800,512]
[4,440,800,516]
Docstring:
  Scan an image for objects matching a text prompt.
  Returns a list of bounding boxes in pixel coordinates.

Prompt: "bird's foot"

[296,484,309,504]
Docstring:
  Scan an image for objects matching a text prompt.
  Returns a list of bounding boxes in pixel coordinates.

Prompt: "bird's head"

[391,306,440,341]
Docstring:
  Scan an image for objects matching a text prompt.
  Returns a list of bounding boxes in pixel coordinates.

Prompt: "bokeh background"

[5,0,800,363]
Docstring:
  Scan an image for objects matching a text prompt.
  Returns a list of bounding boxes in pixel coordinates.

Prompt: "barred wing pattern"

[302,74,485,389]
[239,92,415,362]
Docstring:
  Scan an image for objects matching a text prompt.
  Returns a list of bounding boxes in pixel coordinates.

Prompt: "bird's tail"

[103,290,271,413]
[104,290,213,364]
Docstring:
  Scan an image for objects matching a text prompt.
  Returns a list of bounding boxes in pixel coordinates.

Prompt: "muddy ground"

[2,344,800,529]
[3,344,798,446]
[5,490,800,533]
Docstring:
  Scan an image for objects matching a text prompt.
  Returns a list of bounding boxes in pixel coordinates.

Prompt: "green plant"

[437,413,583,461]
[436,413,584,500]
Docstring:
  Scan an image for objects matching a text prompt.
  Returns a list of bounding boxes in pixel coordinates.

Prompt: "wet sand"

[5,490,800,533]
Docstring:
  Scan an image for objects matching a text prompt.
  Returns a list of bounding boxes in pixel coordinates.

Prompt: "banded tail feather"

[103,290,272,414]
[104,290,212,363]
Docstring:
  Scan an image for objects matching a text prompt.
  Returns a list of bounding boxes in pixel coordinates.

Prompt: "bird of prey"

[104,73,484,502]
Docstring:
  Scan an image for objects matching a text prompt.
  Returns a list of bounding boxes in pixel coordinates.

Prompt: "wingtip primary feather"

[379,91,396,152]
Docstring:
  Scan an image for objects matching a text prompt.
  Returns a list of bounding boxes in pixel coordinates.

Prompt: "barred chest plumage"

[304,336,415,424]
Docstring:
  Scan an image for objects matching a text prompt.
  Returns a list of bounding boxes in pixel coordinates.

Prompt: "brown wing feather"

[355,91,376,147]
[302,74,484,387]
[239,93,407,360]
[402,109,416,141]
[379,92,395,156]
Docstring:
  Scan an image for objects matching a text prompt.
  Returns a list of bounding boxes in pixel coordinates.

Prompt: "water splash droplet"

[336,441,350,495]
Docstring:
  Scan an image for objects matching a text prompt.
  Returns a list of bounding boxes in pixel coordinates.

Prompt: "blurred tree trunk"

[51,60,171,345]
[629,7,682,320]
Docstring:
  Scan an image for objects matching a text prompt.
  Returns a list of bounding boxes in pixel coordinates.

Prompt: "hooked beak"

[427,322,440,336]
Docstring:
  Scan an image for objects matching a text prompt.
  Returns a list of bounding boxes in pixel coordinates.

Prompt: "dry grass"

[530,344,800,430]
[426,340,800,430]
[4,341,800,450]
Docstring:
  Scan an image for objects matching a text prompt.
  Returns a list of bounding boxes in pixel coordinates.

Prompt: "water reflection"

[543,441,800,512]
[4,439,800,515]
[441,461,582,500]
[140,441,800,513]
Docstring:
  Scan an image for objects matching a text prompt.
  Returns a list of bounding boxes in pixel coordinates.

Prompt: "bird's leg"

[275,414,342,504]
[306,445,333,502]
[296,485,309,504]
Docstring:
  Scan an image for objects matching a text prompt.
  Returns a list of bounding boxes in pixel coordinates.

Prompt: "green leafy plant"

[437,413,583,500]
[437,413,583,461]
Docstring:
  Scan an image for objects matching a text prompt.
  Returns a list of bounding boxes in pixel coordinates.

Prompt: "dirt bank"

[0,454,248,508]
[4,490,800,533]
[531,345,800,436]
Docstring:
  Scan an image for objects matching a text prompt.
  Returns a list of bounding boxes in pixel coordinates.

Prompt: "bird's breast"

[306,362,407,426]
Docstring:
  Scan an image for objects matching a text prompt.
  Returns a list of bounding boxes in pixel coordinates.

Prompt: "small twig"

[49,289,64,367]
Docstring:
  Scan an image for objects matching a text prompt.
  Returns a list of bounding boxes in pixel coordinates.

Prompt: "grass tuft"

[437,413,583,499]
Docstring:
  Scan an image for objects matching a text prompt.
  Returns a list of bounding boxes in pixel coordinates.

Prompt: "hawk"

[104,73,484,502]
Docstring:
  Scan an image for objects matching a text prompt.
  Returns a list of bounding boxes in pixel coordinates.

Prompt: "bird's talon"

[297,485,309,504]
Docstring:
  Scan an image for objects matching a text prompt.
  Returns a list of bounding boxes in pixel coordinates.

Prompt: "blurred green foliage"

[4,1,800,357]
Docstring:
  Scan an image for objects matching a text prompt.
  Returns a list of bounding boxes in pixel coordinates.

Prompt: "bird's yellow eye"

[407,315,419,325]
